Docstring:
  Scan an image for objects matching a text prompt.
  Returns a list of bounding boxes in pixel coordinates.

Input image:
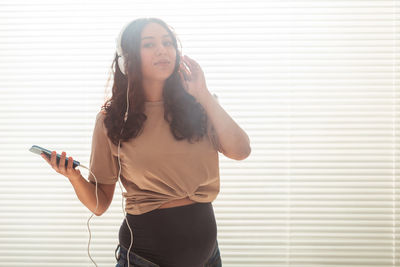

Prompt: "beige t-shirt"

[87,100,221,215]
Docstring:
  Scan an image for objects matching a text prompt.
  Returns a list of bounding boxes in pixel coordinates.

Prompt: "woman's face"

[140,22,177,82]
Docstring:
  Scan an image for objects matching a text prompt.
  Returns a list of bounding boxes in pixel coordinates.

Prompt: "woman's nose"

[155,44,167,54]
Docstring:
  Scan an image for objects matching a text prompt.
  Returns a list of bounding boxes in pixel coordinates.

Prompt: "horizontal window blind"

[0,0,399,266]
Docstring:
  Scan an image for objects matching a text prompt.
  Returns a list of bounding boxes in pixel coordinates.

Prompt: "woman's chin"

[144,70,175,82]
[158,72,175,80]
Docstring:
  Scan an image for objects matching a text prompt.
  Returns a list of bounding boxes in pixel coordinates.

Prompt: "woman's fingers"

[58,152,72,174]
[181,57,192,73]
[41,153,48,162]
[41,151,58,170]
[45,151,65,171]
[183,55,201,73]
[41,150,80,180]
[59,151,66,170]
[49,151,58,171]
[179,61,191,81]
[67,156,73,171]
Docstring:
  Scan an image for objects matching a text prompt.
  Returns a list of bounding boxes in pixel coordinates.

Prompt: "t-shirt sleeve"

[207,93,223,153]
[87,111,119,185]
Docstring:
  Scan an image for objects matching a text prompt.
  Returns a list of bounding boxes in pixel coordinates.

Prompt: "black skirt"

[118,202,218,267]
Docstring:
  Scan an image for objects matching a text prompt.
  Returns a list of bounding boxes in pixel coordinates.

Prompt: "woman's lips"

[155,62,170,67]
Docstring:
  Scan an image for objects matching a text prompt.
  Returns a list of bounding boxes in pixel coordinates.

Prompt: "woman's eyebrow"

[141,34,171,40]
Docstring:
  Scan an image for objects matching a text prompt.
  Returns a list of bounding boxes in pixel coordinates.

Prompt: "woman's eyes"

[143,41,172,48]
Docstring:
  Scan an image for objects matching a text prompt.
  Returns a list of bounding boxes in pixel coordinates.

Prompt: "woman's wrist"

[68,173,84,183]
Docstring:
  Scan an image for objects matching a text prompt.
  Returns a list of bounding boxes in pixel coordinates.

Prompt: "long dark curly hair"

[101,18,208,147]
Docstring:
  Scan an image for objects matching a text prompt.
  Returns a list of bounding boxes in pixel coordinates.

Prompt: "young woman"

[41,17,251,267]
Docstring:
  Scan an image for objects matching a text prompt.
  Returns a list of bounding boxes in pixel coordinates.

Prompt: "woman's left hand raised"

[179,55,210,102]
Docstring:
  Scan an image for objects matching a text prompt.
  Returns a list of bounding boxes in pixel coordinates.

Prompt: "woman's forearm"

[68,175,107,216]
[198,90,251,160]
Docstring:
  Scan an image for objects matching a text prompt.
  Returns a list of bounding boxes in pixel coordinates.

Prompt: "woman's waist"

[156,196,196,209]
[124,201,215,221]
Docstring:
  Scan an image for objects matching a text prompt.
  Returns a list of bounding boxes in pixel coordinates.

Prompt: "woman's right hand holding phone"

[41,151,82,181]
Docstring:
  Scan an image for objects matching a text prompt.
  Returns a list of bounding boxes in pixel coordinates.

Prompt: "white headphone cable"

[117,79,134,266]
[79,22,133,266]
[79,80,132,267]
[78,164,98,267]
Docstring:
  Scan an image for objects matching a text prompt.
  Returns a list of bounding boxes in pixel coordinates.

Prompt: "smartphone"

[29,145,80,169]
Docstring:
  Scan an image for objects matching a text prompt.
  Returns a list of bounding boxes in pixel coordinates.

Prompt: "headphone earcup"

[116,21,130,76]
[117,56,126,75]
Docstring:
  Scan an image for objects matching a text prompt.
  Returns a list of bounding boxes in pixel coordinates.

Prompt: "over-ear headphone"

[116,22,130,75]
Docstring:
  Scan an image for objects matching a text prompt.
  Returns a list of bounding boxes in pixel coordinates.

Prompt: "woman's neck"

[143,79,164,102]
